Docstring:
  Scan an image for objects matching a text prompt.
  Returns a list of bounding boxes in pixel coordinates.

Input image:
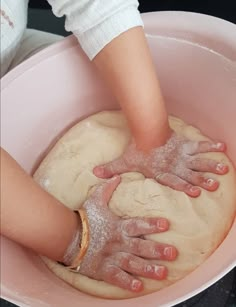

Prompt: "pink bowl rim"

[1,10,236,307]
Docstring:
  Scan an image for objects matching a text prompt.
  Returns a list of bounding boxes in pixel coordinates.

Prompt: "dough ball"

[34,111,236,299]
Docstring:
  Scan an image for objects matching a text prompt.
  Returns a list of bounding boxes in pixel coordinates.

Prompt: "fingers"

[102,250,169,292]
[155,173,201,197]
[122,237,177,261]
[187,141,226,155]
[187,158,228,174]
[93,157,129,179]
[94,176,121,204]
[155,170,219,195]
[121,217,169,236]
[102,264,143,292]
[113,252,167,280]
[177,169,219,192]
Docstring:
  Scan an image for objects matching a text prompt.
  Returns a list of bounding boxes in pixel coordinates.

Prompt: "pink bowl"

[1,11,236,307]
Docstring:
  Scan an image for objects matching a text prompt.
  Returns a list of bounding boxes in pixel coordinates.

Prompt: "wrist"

[62,212,82,266]
[61,209,90,272]
[134,119,172,151]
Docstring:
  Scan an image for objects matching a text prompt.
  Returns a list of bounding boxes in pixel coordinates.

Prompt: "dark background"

[1,1,236,306]
[28,0,236,25]
[27,0,236,36]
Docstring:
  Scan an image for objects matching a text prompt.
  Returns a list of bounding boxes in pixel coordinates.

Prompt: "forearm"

[1,148,78,262]
[93,27,171,150]
[49,0,170,150]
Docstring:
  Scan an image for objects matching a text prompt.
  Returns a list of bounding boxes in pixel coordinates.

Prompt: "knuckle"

[120,219,131,235]
[129,238,142,254]
[98,262,111,278]
[187,171,198,182]
[112,157,127,172]
[121,155,130,168]
[156,172,170,183]
[191,156,201,166]
[105,264,117,276]
[122,219,139,236]
[108,162,116,174]
[94,184,104,197]
[117,252,132,268]
[198,173,206,183]
[102,265,121,283]
[185,183,194,190]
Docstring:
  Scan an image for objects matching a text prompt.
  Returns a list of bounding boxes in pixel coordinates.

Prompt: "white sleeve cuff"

[73,7,143,60]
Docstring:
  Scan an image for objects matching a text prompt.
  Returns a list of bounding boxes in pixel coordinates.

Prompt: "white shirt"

[0,0,143,76]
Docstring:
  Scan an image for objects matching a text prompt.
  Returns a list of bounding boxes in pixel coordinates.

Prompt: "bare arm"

[49,1,170,150]
[1,148,79,262]
[92,28,228,196]
[93,27,171,151]
[48,0,228,194]
[1,148,175,291]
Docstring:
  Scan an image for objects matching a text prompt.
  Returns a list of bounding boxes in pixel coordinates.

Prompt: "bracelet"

[67,209,90,272]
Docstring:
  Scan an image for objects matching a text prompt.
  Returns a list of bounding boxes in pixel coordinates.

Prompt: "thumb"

[98,176,121,204]
[93,157,129,179]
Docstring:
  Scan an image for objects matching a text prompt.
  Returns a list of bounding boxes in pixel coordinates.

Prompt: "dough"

[34,111,236,299]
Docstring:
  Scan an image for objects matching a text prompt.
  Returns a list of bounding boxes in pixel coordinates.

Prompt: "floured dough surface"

[34,111,236,299]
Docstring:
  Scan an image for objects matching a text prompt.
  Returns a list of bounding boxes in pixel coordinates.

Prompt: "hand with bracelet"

[65,176,177,292]
[1,149,177,292]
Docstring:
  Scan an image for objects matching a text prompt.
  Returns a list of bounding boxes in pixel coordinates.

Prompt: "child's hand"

[78,176,177,292]
[93,133,228,197]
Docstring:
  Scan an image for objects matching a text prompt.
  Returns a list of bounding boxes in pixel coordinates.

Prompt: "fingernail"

[216,163,227,172]
[213,142,224,149]
[153,248,161,258]
[157,219,168,231]
[154,265,166,277]
[205,178,216,186]
[109,175,119,181]
[131,279,142,291]
[164,247,174,259]
[190,186,200,193]
[146,265,153,273]
[93,166,104,177]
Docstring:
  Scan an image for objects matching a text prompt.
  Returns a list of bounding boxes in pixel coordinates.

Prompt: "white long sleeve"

[0,0,143,77]
[47,0,143,60]
[0,0,28,77]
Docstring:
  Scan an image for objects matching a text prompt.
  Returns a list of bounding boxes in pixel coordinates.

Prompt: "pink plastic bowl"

[1,11,236,307]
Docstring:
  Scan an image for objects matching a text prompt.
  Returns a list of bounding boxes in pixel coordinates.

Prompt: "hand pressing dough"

[34,111,236,299]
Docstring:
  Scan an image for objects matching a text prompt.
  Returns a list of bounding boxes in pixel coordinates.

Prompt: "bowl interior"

[1,11,236,307]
